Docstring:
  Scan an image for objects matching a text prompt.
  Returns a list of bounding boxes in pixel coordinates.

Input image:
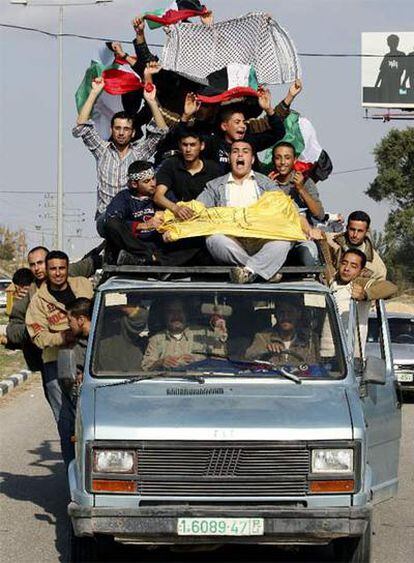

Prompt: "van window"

[368,316,414,345]
[91,290,345,379]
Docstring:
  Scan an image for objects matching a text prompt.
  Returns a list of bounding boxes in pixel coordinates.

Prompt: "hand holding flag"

[91,77,105,95]
[289,79,303,99]
[257,87,274,115]
[132,15,145,36]
[143,83,158,103]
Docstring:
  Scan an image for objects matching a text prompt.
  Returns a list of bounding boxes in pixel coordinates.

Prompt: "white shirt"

[320,280,370,358]
[226,172,260,207]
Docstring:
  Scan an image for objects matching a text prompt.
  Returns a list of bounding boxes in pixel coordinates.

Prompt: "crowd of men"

[1,12,398,467]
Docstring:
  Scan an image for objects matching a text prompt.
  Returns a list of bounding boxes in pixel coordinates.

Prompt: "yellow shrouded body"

[158,192,306,243]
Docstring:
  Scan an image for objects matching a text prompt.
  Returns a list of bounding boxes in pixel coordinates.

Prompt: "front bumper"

[68,503,371,545]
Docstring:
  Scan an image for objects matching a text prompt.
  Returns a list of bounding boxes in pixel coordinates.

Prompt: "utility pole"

[57,4,64,249]
[10,0,113,250]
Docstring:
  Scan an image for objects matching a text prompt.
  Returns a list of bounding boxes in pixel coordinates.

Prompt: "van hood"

[391,344,414,366]
[93,381,353,441]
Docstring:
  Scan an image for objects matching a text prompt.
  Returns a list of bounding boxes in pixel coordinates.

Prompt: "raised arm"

[77,77,105,125]
[282,79,302,108]
[111,41,137,68]
[248,87,285,152]
[293,172,325,220]
[248,79,302,133]
[143,84,167,130]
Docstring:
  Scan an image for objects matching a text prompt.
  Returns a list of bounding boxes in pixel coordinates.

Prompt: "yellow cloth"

[158,191,306,242]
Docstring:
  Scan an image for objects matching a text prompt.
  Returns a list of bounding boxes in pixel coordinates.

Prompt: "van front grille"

[134,442,310,497]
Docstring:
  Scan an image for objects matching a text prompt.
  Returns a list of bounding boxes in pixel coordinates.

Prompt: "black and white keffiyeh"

[161,12,301,85]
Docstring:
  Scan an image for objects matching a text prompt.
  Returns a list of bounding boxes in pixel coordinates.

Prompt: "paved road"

[1,377,413,563]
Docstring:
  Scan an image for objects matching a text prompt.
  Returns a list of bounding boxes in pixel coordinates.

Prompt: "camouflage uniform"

[142,326,227,371]
[245,330,318,364]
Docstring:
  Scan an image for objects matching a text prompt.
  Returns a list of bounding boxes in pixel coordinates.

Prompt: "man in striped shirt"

[72,77,168,236]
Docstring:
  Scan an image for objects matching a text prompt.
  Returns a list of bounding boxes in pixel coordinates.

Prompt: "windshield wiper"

[236,360,302,384]
[100,371,205,388]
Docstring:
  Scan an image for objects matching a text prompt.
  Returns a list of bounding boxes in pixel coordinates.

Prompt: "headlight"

[94,450,135,473]
[311,449,353,474]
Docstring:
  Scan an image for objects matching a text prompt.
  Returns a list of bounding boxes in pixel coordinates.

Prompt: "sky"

[1,0,414,258]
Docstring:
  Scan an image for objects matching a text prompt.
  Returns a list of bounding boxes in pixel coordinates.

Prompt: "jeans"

[290,240,320,266]
[206,235,292,280]
[42,361,75,467]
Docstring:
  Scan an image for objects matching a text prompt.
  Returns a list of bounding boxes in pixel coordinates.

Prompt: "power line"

[331,166,376,175]
[0,22,407,58]
[0,166,378,197]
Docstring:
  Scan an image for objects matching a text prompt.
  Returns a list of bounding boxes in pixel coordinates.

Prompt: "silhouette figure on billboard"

[363,33,414,107]
[402,48,414,90]
[374,34,406,95]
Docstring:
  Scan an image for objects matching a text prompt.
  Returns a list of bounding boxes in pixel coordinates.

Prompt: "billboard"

[362,32,414,108]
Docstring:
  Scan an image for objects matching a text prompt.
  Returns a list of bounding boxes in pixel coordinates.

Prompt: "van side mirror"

[361,356,386,385]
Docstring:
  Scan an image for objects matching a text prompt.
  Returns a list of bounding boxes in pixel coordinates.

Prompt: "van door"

[356,299,402,504]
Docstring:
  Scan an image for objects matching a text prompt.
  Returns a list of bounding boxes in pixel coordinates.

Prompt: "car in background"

[0,278,12,308]
[366,312,414,393]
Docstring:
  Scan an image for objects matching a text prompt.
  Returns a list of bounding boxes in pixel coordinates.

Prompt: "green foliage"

[367,128,414,207]
[366,128,414,285]
[0,226,17,261]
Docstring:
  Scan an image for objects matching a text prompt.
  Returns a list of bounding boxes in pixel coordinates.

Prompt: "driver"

[245,297,317,364]
[142,299,227,371]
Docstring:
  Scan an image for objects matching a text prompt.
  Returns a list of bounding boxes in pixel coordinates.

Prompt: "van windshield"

[91,290,345,379]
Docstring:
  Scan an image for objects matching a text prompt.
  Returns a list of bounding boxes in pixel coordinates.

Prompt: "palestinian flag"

[75,59,143,112]
[144,1,208,30]
[75,46,145,137]
[196,64,261,113]
[262,111,333,182]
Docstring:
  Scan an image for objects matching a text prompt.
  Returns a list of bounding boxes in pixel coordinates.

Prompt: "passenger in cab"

[142,299,227,370]
[245,296,318,364]
[96,302,149,372]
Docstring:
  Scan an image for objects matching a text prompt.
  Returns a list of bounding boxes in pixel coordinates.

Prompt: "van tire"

[70,526,99,563]
[332,520,371,562]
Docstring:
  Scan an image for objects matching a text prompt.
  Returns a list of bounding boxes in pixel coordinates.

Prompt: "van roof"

[97,265,329,294]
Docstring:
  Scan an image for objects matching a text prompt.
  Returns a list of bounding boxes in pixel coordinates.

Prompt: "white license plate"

[398,372,413,383]
[177,517,264,536]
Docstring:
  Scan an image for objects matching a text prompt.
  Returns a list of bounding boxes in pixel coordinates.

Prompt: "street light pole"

[57,4,64,249]
[10,0,113,251]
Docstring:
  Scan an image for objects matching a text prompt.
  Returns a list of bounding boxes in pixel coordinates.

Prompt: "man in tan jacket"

[320,248,397,359]
[26,250,93,466]
[327,210,387,281]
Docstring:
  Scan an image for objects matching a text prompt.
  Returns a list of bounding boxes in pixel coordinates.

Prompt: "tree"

[0,226,17,261]
[366,128,414,285]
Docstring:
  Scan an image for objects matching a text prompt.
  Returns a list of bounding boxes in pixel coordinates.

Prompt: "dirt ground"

[386,291,414,314]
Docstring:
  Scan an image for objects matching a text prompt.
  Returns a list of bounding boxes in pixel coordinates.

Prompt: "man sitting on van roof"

[196,140,322,283]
